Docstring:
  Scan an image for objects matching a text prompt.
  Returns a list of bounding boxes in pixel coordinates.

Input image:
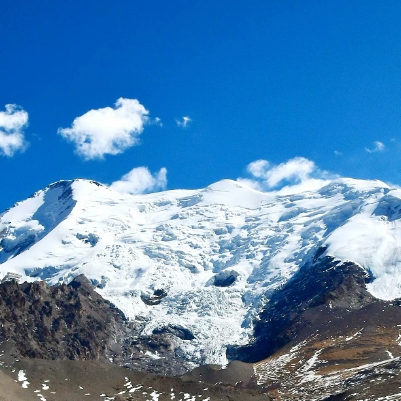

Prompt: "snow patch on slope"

[324,184,401,300]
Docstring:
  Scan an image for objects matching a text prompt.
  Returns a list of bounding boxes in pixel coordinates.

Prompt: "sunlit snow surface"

[0,177,397,365]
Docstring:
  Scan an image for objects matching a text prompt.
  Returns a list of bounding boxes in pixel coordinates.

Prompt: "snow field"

[0,177,399,366]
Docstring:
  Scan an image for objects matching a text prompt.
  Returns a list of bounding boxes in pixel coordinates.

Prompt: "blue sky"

[1,1,401,211]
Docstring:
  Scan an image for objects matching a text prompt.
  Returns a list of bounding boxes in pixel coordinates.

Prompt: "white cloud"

[247,159,270,178]
[334,150,343,156]
[58,98,149,160]
[110,166,167,195]
[236,178,264,192]
[265,157,316,188]
[176,116,191,128]
[238,157,334,195]
[0,104,28,156]
[365,141,385,153]
[152,117,163,127]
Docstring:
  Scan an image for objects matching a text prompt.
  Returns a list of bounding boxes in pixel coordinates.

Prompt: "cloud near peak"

[238,157,334,195]
[0,104,29,157]
[58,98,149,160]
[110,166,167,195]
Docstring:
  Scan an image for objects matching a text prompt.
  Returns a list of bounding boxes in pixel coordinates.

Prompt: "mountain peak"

[205,179,252,191]
[2,176,401,368]
[319,177,389,196]
[45,178,106,190]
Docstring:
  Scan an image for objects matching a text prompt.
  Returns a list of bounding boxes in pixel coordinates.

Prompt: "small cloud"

[334,150,342,156]
[176,116,191,128]
[365,141,385,153]
[238,157,335,195]
[58,98,149,160]
[256,157,316,188]
[152,117,163,127]
[247,159,270,178]
[109,166,167,195]
[0,104,29,157]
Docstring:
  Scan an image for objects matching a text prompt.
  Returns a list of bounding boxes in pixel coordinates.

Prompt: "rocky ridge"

[234,254,401,400]
[0,276,268,401]
[0,274,202,376]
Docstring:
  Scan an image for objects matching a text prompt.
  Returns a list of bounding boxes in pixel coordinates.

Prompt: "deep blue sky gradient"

[1,1,401,211]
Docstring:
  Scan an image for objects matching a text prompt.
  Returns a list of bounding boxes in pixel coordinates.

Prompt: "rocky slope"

[0,277,268,401]
[232,254,401,400]
[0,355,268,401]
[0,274,204,376]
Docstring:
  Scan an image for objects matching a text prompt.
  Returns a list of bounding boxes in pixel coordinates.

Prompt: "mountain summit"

[0,177,399,369]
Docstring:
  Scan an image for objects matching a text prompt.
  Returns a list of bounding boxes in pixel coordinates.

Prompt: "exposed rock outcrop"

[0,275,194,375]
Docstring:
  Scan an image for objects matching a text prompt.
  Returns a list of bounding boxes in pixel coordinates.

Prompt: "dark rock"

[153,324,195,340]
[227,255,374,363]
[0,276,192,375]
[76,233,99,246]
[140,289,167,305]
[213,270,239,287]
[320,392,349,401]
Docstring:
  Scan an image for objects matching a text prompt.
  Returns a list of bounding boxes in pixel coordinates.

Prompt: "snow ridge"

[0,177,397,366]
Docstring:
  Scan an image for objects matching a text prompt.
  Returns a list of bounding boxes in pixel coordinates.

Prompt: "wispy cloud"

[0,104,29,157]
[238,157,335,195]
[334,150,343,156]
[152,117,163,127]
[365,141,385,153]
[110,166,167,195]
[58,98,149,160]
[176,116,191,128]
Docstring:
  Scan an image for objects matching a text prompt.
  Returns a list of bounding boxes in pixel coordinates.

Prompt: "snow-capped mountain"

[0,177,399,368]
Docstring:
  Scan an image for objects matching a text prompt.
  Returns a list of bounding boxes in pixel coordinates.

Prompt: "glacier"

[0,176,399,367]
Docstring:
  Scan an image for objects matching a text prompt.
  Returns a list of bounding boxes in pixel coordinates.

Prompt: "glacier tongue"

[0,176,398,366]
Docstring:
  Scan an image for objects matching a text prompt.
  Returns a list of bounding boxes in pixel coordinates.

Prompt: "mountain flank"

[233,255,401,400]
[0,276,268,401]
[0,274,209,376]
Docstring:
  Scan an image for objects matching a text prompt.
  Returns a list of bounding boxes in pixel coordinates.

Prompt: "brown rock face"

[0,275,193,375]
[228,256,372,362]
[0,275,271,401]
[0,275,115,360]
[227,254,401,399]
